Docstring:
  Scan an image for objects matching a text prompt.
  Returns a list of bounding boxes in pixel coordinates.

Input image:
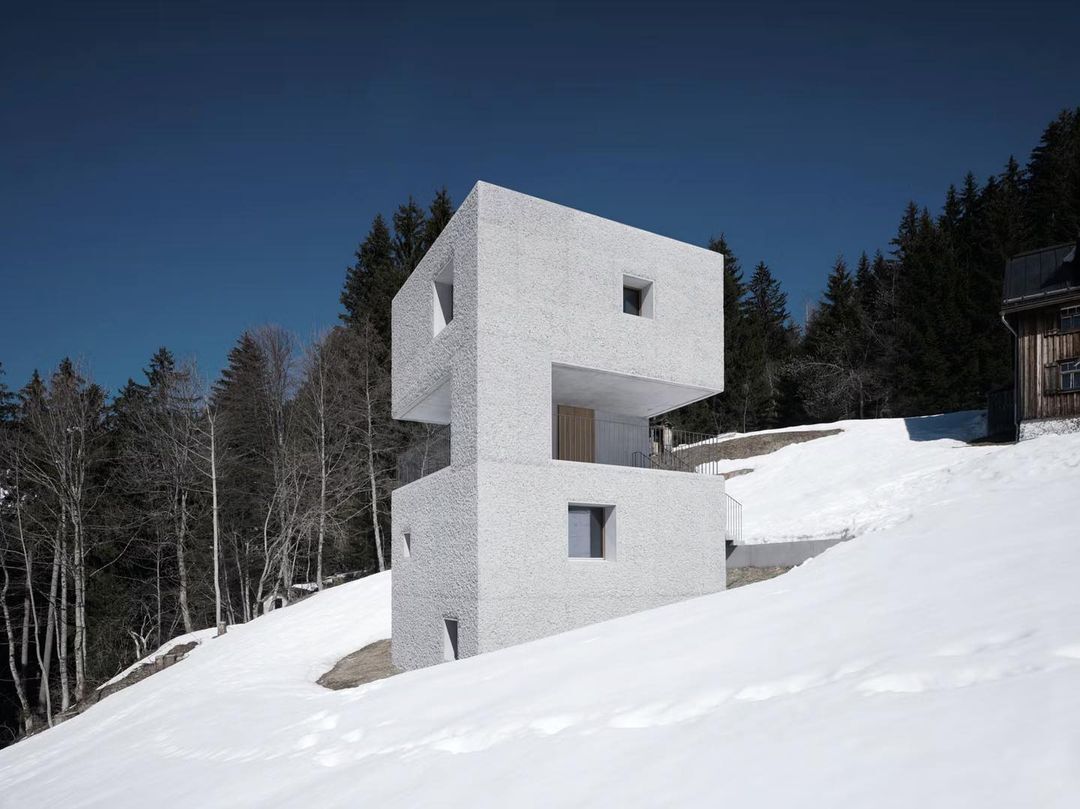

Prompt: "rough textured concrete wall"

[1019,416,1080,441]
[391,188,483,671]
[392,188,480,466]
[391,181,727,670]
[726,537,849,569]
[476,461,726,654]
[390,466,480,671]
[474,182,724,469]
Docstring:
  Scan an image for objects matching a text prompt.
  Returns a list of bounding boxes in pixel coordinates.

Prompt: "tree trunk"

[20,583,31,670]
[154,543,162,647]
[38,539,60,710]
[58,521,70,712]
[1,555,33,733]
[316,411,327,590]
[365,390,386,572]
[208,410,226,636]
[70,510,86,702]
[176,490,193,634]
[13,481,52,726]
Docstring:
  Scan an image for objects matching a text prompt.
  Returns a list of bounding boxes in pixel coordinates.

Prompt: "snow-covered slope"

[722,410,988,542]
[2,414,1077,808]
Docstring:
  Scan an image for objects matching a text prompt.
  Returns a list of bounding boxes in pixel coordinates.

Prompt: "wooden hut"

[998,241,1080,439]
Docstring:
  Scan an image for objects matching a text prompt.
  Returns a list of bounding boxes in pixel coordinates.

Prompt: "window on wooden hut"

[1061,359,1080,392]
[1061,305,1080,333]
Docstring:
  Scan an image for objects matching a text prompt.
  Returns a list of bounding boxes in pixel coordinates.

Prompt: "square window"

[443,618,459,661]
[621,275,654,318]
[1061,305,1080,333]
[568,504,615,559]
[1062,358,1080,392]
[433,257,454,336]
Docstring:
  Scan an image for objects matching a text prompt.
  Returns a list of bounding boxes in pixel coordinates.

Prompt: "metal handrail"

[556,413,731,476]
[723,491,743,545]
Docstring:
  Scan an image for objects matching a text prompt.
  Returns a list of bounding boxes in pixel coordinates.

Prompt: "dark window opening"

[1062,358,1080,392]
[568,505,605,558]
[621,275,654,318]
[434,258,454,335]
[443,618,459,661]
[1061,305,1080,333]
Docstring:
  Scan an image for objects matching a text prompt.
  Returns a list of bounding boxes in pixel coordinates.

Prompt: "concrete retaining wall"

[726,537,849,568]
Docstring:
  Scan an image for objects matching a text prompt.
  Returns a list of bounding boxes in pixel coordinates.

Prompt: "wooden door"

[557,405,595,462]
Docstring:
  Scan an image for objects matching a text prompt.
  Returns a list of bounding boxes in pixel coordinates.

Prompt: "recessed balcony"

[552,408,727,476]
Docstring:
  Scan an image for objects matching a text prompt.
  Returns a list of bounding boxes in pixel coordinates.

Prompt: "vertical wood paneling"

[557,405,595,462]
[1015,305,1080,421]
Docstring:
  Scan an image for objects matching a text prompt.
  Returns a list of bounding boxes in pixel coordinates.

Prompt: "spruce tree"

[984,157,1029,264]
[1024,107,1080,246]
[0,362,13,423]
[392,197,428,275]
[340,214,398,337]
[742,262,796,428]
[424,187,455,250]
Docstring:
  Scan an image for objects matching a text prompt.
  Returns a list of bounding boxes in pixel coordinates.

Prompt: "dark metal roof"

[1002,241,1080,308]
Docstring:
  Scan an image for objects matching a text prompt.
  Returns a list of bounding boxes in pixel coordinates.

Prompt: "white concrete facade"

[390,182,726,671]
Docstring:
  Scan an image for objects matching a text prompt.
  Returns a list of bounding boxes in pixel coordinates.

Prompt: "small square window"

[568,504,615,559]
[1061,305,1080,333]
[443,618,459,661]
[621,275,653,318]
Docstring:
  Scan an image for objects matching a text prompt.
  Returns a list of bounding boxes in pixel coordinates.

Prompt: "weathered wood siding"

[1016,307,1080,420]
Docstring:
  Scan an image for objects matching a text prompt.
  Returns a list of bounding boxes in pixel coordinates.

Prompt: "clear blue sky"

[2,0,1078,394]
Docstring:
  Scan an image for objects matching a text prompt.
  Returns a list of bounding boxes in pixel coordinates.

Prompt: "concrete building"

[390,182,727,671]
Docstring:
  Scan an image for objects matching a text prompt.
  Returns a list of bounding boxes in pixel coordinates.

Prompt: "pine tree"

[424,187,454,250]
[797,256,880,419]
[340,214,398,336]
[984,156,1029,264]
[392,197,428,275]
[741,262,796,428]
[212,333,274,592]
[666,235,751,434]
[0,362,13,423]
[1024,107,1080,246]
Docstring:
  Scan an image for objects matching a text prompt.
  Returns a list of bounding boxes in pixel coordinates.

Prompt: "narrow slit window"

[433,258,454,336]
[443,618,459,661]
[402,532,412,558]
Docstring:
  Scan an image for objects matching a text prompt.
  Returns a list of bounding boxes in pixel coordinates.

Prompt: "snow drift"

[1,413,1077,808]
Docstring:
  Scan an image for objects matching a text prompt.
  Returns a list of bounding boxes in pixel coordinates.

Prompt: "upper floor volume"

[391,181,725,436]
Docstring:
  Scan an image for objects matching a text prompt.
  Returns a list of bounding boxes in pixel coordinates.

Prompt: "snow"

[721,410,989,542]
[1,412,1077,808]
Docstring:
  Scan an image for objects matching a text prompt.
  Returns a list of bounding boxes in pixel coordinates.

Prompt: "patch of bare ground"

[317,638,399,690]
[92,641,200,704]
[19,640,203,739]
[680,428,842,468]
[727,566,792,589]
